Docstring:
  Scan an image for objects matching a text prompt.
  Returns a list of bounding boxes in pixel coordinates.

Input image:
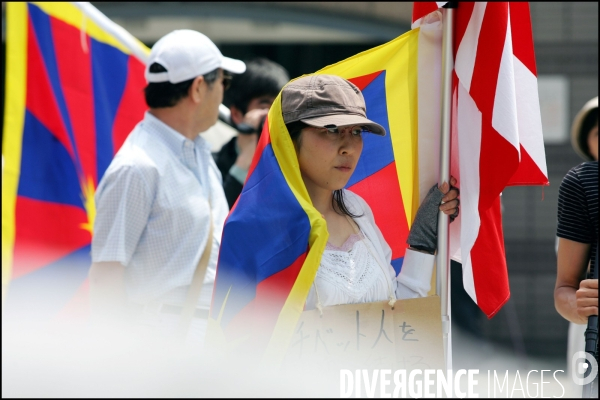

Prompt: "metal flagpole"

[436,5,455,374]
[582,243,599,398]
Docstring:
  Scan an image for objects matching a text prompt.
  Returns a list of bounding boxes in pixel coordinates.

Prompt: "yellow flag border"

[2,2,28,304]
[31,2,149,60]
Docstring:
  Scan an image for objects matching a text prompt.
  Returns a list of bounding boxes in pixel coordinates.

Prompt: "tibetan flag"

[209,27,444,364]
[414,2,549,317]
[2,2,149,322]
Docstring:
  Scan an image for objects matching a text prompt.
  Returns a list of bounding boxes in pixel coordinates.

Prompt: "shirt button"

[185,142,193,148]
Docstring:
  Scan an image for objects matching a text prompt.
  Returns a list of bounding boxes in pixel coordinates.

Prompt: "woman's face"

[296,125,364,196]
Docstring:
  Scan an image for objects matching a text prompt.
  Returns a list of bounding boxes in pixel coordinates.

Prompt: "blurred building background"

[1,2,598,362]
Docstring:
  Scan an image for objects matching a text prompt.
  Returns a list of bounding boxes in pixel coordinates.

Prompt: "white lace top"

[304,190,435,310]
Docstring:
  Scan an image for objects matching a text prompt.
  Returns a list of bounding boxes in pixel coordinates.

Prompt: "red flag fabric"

[450,2,548,318]
[413,2,548,318]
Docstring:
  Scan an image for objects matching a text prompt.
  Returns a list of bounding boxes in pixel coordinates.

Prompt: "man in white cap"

[89,30,245,345]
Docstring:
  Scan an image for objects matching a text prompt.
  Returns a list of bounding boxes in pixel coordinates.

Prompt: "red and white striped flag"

[413,2,549,318]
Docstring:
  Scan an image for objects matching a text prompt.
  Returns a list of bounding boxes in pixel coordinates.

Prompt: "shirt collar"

[143,111,210,155]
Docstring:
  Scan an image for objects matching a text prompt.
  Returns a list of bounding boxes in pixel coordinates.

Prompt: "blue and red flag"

[208,28,441,363]
[2,2,149,322]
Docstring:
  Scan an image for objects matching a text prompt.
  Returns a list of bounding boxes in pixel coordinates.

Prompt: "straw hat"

[570,96,598,161]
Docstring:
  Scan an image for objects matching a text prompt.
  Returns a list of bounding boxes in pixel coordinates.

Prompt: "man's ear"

[189,75,205,104]
[230,105,244,125]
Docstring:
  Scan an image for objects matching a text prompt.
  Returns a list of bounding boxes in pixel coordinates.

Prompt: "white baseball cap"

[145,29,246,84]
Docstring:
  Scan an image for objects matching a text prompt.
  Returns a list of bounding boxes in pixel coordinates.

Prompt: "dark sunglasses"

[222,72,233,91]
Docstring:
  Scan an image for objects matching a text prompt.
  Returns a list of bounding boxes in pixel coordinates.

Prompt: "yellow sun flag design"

[80,176,96,235]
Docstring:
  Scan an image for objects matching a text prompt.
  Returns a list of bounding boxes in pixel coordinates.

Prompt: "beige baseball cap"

[570,96,598,161]
[281,75,386,136]
[145,29,246,84]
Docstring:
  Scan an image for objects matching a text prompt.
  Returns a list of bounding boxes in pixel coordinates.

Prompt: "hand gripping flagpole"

[582,244,599,398]
[436,4,455,374]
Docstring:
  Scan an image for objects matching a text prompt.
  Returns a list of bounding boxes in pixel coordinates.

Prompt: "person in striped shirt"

[554,97,598,396]
[554,96,598,323]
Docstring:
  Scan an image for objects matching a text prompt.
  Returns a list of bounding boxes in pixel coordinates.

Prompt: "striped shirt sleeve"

[556,166,593,244]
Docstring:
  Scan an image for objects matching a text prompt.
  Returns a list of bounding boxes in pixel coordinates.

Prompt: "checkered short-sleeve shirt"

[92,112,229,308]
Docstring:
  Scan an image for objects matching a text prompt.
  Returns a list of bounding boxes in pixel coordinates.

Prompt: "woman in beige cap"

[280,75,459,310]
[211,74,460,363]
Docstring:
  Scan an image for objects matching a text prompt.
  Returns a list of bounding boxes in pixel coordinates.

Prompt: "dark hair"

[285,120,306,147]
[285,121,363,219]
[577,107,598,159]
[144,63,220,108]
[223,58,289,114]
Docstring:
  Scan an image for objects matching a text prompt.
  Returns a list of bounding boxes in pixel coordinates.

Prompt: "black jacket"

[214,137,243,209]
